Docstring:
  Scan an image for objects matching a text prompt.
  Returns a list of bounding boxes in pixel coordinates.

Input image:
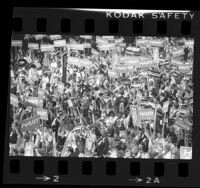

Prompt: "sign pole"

[153,103,157,135]
[162,112,166,138]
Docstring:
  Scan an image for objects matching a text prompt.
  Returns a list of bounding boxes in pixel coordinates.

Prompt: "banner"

[179,64,192,73]
[11,40,22,47]
[57,82,64,94]
[28,43,39,50]
[139,109,155,120]
[180,146,192,160]
[53,39,67,47]
[49,35,62,40]
[172,48,184,57]
[36,108,48,120]
[24,97,43,108]
[80,35,92,40]
[10,94,18,107]
[40,44,55,52]
[21,115,40,132]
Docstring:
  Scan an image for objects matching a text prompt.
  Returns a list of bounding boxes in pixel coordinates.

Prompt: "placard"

[36,108,48,120]
[21,115,40,132]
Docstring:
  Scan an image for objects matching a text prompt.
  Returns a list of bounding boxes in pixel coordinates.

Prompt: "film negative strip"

[3,7,200,186]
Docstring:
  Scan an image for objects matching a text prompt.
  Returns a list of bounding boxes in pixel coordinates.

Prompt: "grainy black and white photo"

[9,35,193,159]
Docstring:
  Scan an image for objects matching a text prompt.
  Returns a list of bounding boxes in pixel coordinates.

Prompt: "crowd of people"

[9,35,193,159]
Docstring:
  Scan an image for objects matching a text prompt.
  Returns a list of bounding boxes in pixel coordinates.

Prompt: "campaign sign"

[40,44,55,52]
[10,94,18,107]
[69,44,84,51]
[11,40,22,47]
[114,64,135,73]
[180,146,192,160]
[139,59,154,68]
[57,82,64,94]
[28,43,39,50]
[163,100,169,113]
[49,35,62,40]
[149,40,164,47]
[54,39,67,47]
[179,64,192,73]
[36,108,48,120]
[21,115,40,132]
[139,109,155,120]
[108,70,119,78]
[24,97,43,108]
[98,43,116,51]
